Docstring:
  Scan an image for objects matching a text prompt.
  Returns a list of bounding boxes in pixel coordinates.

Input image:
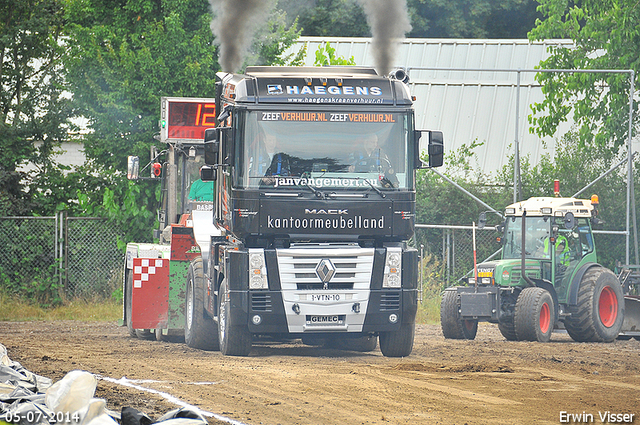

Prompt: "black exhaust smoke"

[357,0,412,76]
[208,0,277,72]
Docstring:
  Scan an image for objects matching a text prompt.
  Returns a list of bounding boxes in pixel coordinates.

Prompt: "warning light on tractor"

[554,179,560,197]
[591,194,599,205]
[152,162,162,177]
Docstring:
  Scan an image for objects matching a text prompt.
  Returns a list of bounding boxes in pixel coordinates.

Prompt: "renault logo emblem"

[315,259,336,288]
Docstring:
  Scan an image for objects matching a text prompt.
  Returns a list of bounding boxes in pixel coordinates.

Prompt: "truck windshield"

[235,110,412,190]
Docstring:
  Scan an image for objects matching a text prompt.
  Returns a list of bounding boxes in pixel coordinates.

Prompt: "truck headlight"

[383,248,402,288]
[248,249,268,289]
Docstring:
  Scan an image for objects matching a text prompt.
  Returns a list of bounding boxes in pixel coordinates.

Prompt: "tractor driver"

[188,167,215,202]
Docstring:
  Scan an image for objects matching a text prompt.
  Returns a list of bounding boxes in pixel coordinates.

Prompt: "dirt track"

[1,320,639,425]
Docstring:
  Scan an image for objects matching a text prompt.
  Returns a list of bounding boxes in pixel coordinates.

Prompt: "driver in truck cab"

[249,131,291,182]
[348,134,398,188]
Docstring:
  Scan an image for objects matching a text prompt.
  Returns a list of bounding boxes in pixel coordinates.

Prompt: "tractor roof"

[505,197,595,218]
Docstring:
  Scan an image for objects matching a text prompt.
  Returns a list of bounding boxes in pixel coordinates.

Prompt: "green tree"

[0,0,74,215]
[278,0,540,39]
[278,0,370,37]
[408,0,541,38]
[314,42,356,66]
[63,0,301,242]
[529,0,640,155]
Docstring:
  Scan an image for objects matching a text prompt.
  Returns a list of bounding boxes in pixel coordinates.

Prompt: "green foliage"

[63,0,220,171]
[408,0,541,38]
[245,11,305,68]
[278,0,370,37]
[417,133,639,270]
[0,0,75,215]
[314,42,356,66]
[529,0,640,156]
[416,252,446,324]
[277,0,540,39]
[0,219,62,306]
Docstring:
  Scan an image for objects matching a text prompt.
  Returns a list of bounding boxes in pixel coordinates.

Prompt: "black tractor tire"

[135,329,155,340]
[125,271,137,337]
[564,267,624,342]
[514,287,555,342]
[440,289,478,340]
[184,258,219,350]
[498,319,518,341]
[379,321,415,357]
[218,281,252,356]
[155,328,184,343]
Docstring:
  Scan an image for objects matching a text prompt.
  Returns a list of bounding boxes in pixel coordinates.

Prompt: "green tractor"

[441,196,627,342]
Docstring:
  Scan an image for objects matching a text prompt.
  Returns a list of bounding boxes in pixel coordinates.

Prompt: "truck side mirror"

[415,130,444,169]
[478,212,487,229]
[428,131,444,168]
[200,165,217,182]
[204,128,220,165]
[127,156,140,180]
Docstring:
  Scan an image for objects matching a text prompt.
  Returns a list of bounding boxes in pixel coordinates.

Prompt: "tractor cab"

[498,197,598,290]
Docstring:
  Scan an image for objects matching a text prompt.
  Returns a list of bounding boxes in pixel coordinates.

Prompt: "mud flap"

[620,296,640,337]
[131,258,170,329]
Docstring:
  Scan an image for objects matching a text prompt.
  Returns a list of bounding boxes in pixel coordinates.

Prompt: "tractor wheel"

[125,272,136,337]
[379,321,415,357]
[498,319,518,341]
[440,289,478,340]
[564,267,624,342]
[184,258,219,350]
[135,329,155,340]
[514,287,554,342]
[218,281,252,356]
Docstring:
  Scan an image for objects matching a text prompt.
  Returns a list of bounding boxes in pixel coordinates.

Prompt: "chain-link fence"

[0,215,123,302]
[0,217,59,301]
[415,223,629,291]
[65,217,124,299]
[415,224,501,288]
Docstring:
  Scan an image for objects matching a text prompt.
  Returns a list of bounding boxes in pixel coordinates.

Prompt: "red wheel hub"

[539,302,551,334]
[599,286,618,328]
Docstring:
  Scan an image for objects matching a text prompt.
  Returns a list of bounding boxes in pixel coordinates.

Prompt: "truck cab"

[191,66,443,356]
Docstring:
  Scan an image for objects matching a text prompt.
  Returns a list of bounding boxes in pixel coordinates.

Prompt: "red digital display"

[167,102,216,140]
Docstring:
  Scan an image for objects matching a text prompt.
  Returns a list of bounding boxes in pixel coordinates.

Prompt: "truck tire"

[514,287,554,342]
[498,320,517,341]
[564,267,624,342]
[379,321,415,357]
[125,271,136,337]
[440,289,478,340]
[184,258,219,350]
[218,281,252,356]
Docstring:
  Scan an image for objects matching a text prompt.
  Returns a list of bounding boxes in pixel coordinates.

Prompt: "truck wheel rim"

[539,302,550,334]
[186,281,193,330]
[599,286,618,328]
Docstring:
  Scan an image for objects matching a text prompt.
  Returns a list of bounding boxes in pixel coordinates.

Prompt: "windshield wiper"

[360,177,386,198]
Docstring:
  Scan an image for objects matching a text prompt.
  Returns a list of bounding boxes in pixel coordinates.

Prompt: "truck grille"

[276,246,375,291]
[380,292,400,310]
[251,293,272,312]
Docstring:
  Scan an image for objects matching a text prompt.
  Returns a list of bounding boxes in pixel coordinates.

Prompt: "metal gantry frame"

[408,66,639,266]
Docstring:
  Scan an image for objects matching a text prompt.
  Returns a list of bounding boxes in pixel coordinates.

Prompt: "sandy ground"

[1,320,639,425]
